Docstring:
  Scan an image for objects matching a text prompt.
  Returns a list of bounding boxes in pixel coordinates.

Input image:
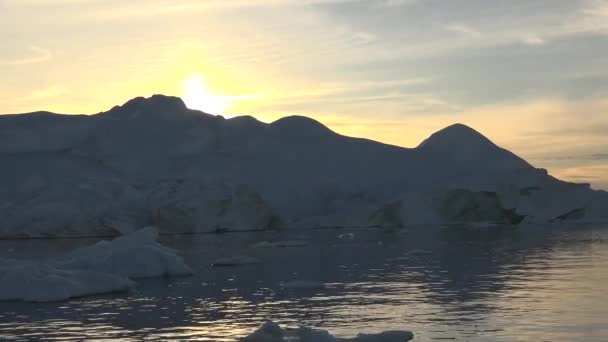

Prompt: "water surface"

[1,224,607,341]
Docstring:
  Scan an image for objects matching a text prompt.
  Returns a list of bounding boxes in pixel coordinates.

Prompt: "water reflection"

[0,225,606,341]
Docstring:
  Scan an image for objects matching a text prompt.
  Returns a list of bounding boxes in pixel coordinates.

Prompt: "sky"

[1,0,608,189]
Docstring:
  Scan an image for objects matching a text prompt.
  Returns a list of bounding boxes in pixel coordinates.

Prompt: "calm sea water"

[0,224,607,341]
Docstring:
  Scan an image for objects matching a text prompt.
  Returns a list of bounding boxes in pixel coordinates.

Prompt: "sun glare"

[182,75,228,115]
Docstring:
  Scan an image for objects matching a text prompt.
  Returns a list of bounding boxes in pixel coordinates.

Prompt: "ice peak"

[103,94,190,119]
[418,123,494,149]
[270,115,333,136]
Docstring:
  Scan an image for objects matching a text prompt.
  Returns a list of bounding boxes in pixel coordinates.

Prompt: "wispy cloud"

[552,164,608,188]
[0,85,69,113]
[522,34,545,46]
[577,0,608,33]
[0,46,51,66]
[372,0,419,8]
[444,24,483,39]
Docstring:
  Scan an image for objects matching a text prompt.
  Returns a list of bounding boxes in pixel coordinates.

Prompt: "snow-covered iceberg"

[241,321,414,342]
[0,227,192,302]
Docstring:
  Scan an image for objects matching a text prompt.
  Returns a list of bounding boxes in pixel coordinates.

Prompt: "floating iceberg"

[241,321,414,342]
[0,259,133,302]
[58,226,193,278]
[0,227,192,302]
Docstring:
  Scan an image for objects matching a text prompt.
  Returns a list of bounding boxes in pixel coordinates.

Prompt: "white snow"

[0,227,192,302]
[241,321,414,342]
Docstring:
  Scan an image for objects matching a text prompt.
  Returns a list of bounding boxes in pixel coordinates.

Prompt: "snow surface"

[241,321,414,342]
[0,227,192,302]
[1,94,607,237]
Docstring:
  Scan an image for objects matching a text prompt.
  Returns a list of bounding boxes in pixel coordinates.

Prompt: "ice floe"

[241,321,414,342]
[212,255,262,267]
[0,227,191,302]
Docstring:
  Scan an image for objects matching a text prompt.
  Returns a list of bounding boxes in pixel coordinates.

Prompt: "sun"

[182,75,227,115]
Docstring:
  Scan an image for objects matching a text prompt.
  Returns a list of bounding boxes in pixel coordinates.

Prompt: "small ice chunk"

[338,233,355,240]
[283,280,326,289]
[252,240,308,248]
[467,222,500,229]
[407,249,432,255]
[241,321,414,342]
[212,255,261,267]
[351,331,415,342]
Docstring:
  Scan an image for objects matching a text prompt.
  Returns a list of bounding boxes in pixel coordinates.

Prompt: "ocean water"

[0,224,607,341]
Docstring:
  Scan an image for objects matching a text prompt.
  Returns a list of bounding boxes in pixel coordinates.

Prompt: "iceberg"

[58,226,193,278]
[1,95,607,238]
[0,259,133,302]
[241,321,414,342]
[0,227,192,302]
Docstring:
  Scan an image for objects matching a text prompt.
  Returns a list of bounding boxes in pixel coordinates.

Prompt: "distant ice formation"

[1,94,607,238]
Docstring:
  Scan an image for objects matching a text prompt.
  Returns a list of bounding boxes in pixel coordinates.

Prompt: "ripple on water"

[0,225,607,341]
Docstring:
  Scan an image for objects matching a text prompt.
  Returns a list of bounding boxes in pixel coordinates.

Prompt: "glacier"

[1,94,607,238]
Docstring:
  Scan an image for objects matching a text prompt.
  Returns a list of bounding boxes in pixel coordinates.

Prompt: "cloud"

[0,85,70,114]
[20,86,69,101]
[36,0,359,20]
[229,77,442,115]
[0,46,52,66]
[444,24,483,39]
[522,35,545,46]
[552,164,608,189]
[373,0,419,8]
[577,0,608,33]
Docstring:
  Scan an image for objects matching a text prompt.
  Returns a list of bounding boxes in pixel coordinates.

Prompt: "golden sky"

[1,0,608,188]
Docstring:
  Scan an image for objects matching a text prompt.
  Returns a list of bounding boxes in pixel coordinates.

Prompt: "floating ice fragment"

[241,321,414,342]
[212,255,261,266]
